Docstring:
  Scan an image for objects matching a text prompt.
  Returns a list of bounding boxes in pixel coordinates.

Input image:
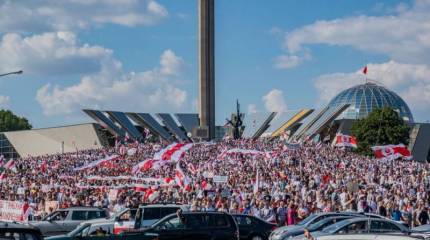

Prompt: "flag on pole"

[253,169,259,194]
[175,162,189,190]
[362,66,368,74]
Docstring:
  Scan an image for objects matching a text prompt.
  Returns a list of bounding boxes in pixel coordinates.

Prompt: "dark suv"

[0,221,43,240]
[134,204,189,229]
[125,211,239,240]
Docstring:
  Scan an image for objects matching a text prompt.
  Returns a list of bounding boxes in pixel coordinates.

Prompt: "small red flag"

[362,66,368,74]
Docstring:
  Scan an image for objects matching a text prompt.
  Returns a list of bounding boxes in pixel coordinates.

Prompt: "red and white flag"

[362,66,368,74]
[372,144,412,161]
[154,143,193,162]
[3,159,16,172]
[73,155,119,171]
[335,134,357,148]
[174,162,189,190]
[132,159,164,174]
[144,189,159,203]
[0,172,7,182]
[134,184,147,192]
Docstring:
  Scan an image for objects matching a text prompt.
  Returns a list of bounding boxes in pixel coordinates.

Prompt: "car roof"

[139,204,188,208]
[231,214,275,224]
[182,212,229,215]
[0,221,41,232]
[61,207,106,211]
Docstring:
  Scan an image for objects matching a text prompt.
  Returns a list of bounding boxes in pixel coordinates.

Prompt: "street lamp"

[0,70,23,77]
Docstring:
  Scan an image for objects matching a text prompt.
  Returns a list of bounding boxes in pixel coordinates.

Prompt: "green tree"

[351,107,410,156]
[0,110,32,132]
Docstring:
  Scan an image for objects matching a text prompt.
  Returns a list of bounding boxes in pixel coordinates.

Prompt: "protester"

[0,138,429,228]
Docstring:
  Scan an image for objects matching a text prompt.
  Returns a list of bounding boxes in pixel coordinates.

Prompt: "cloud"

[314,60,430,117]
[36,49,188,116]
[247,104,258,114]
[0,95,10,109]
[274,52,311,69]
[0,0,168,33]
[262,89,287,112]
[283,1,430,63]
[0,31,114,75]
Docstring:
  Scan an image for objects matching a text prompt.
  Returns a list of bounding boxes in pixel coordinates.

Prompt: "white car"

[315,234,426,240]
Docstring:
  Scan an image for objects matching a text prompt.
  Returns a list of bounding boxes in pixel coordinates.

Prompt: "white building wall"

[4,123,103,157]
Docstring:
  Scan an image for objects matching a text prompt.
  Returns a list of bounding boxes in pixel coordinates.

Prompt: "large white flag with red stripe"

[335,134,357,148]
[132,159,164,174]
[372,144,412,161]
[154,143,193,162]
[73,155,119,171]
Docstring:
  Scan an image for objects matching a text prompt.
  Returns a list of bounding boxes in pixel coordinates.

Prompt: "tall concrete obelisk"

[198,0,215,140]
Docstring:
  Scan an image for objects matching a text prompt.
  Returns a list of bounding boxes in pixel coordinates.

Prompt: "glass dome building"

[328,82,414,122]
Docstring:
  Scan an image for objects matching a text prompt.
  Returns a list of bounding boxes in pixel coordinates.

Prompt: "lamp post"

[0,70,23,77]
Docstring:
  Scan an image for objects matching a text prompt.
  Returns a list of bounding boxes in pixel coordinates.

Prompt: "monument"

[198,0,215,140]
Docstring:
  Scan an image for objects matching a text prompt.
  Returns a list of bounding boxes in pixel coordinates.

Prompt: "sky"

[0,0,429,128]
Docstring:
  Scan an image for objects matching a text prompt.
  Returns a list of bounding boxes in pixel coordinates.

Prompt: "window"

[338,221,367,234]
[71,211,88,220]
[370,220,401,233]
[208,215,228,228]
[142,208,160,220]
[89,225,112,236]
[185,215,205,228]
[48,211,68,221]
[160,208,179,218]
[157,217,185,230]
[0,232,39,240]
[234,216,252,226]
[87,211,106,220]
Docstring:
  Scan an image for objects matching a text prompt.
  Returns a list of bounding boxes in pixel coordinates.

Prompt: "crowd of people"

[1,138,430,228]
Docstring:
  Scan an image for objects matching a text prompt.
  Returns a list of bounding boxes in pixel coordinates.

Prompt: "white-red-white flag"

[3,159,16,172]
[0,172,7,182]
[253,169,259,194]
[372,144,412,161]
[175,162,189,189]
[335,134,357,148]
[132,159,164,174]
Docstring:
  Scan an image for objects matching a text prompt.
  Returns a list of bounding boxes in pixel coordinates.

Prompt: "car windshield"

[297,214,316,226]
[43,210,68,221]
[321,220,348,233]
[67,224,90,237]
[309,217,348,231]
[308,219,331,231]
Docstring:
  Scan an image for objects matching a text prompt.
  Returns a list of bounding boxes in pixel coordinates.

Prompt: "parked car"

[413,224,430,233]
[124,211,239,240]
[315,233,426,240]
[45,221,114,240]
[133,203,189,229]
[293,217,410,239]
[28,207,109,236]
[269,215,354,240]
[0,221,43,240]
[270,212,361,240]
[232,214,276,240]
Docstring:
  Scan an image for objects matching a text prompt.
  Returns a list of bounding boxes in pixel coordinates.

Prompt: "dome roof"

[328,82,414,122]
